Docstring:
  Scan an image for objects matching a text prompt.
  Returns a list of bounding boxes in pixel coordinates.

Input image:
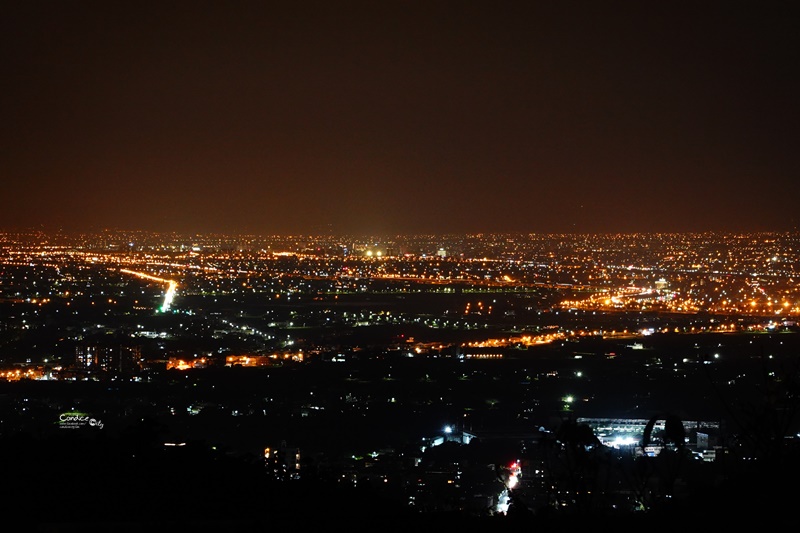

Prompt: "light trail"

[120,269,178,312]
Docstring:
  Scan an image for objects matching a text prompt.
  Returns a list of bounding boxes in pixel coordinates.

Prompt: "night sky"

[2,1,798,236]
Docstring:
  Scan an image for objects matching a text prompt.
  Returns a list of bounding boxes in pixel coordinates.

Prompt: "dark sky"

[2,1,798,236]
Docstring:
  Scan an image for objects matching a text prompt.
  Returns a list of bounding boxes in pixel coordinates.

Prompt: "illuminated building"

[225,355,271,367]
[75,346,98,369]
[265,441,301,481]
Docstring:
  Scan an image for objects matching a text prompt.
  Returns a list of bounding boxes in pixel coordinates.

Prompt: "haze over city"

[3,1,798,235]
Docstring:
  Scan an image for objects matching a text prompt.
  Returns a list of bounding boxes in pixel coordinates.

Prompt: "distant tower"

[75,346,97,369]
[119,345,143,373]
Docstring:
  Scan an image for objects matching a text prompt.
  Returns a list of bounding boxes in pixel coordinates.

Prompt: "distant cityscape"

[1,230,798,527]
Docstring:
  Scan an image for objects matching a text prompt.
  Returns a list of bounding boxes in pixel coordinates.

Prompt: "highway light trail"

[120,269,178,312]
